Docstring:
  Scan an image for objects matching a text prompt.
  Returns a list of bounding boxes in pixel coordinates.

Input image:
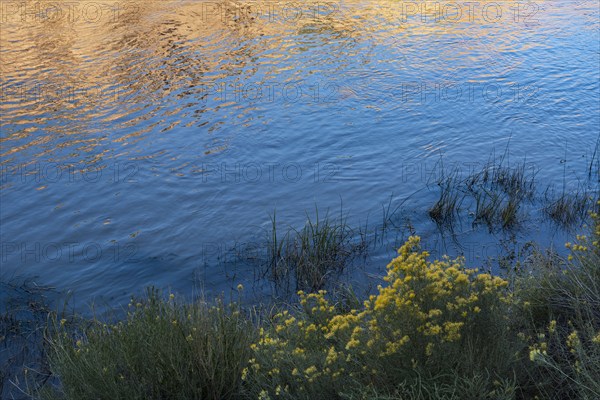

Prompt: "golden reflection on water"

[0,0,595,168]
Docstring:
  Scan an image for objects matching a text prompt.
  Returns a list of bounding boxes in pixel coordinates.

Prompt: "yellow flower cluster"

[365,237,508,359]
[566,330,580,354]
[567,202,600,257]
[248,236,510,398]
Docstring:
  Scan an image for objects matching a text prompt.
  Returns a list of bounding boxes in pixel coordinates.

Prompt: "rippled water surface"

[1,0,599,306]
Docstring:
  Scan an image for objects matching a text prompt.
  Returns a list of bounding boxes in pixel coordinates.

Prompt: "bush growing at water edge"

[41,289,254,400]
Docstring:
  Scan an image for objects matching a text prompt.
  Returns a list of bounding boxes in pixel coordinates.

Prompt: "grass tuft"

[266,208,358,292]
[430,160,536,232]
[40,288,255,400]
[543,186,593,227]
[429,173,462,229]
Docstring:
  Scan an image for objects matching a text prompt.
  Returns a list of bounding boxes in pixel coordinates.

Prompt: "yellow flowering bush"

[365,237,510,372]
[247,236,515,398]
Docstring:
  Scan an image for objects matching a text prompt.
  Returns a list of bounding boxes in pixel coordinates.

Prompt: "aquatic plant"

[429,159,538,232]
[543,185,592,227]
[429,173,462,230]
[266,208,358,292]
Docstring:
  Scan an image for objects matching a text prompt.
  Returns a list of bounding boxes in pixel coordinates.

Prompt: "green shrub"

[42,288,255,400]
[267,209,356,292]
[517,202,600,399]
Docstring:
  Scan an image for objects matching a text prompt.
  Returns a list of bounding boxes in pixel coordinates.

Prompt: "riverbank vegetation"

[21,203,599,400]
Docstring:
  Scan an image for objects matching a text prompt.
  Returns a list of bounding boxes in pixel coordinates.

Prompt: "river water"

[1,0,599,308]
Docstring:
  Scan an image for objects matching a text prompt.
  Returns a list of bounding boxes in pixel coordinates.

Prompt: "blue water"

[1,0,599,308]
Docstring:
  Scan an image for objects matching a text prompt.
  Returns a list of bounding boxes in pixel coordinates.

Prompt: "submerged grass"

[0,278,55,399]
[266,207,360,292]
[543,185,593,227]
[471,187,503,229]
[429,160,537,232]
[428,173,462,230]
[429,155,599,232]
